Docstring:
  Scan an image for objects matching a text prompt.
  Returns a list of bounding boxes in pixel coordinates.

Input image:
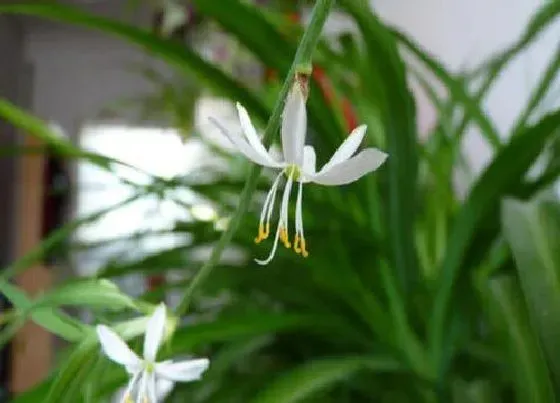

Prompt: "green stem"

[175,0,336,316]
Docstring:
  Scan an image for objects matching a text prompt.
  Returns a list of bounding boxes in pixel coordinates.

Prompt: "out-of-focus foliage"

[0,0,559,402]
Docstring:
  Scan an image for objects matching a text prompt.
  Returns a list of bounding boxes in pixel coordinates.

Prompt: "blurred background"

[0,0,559,402]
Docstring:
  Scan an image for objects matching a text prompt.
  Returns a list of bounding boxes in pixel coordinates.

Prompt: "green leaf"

[431,109,560,370]
[0,99,152,177]
[29,278,137,311]
[481,276,554,402]
[339,0,419,295]
[502,195,560,390]
[45,337,99,403]
[0,282,87,342]
[251,356,401,403]
[170,313,312,352]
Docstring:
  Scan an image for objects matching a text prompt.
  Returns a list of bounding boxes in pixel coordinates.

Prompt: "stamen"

[254,224,266,244]
[255,172,294,265]
[293,234,301,253]
[280,226,291,248]
[121,372,141,403]
[293,178,309,258]
[300,237,309,258]
[254,172,283,244]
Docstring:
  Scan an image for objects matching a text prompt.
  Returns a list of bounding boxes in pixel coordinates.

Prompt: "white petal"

[144,303,167,362]
[310,148,388,186]
[209,117,283,168]
[139,370,149,403]
[281,85,307,165]
[155,378,175,401]
[318,125,367,174]
[302,145,316,176]
[156,358,210,382]
[96,325,141,369]
[236,103,281,167]
[120,370,141,403]
[147,371,158,403]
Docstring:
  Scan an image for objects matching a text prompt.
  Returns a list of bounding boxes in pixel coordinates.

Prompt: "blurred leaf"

[191,0,345,150]
[502,195,560,390]
[452,379,497,403]
[339,0,419,296]
[0,2,269,122]
[482,276,554,402]
[431,109,560,370]
[29,278,137,311]
[170,313,316,352]
[45,337,99,403]
[0,282,88,342]
[0,99,129,172]
[251,356,401,403]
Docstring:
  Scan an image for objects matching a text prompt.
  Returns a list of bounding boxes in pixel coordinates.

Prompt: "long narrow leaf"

[502,196,560,391]
[251,356,401,403]
[431,109,560,370]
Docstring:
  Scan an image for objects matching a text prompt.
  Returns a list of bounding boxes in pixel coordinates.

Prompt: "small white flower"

[210,84,388,264]
[96,304,209,403]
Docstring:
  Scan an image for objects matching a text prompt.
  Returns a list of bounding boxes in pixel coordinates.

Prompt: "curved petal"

[281,85,307,165]
[310,148,388,186]
[138,371,148,402]
[156,358,210,382]
[236,103,280,167]
[318,125,367,174]
[96,325,141,369]
[209,117,283,168]
[120,371,141,403]
[144,303,167,361]
[155,377,175,401]
[147,371,158,403]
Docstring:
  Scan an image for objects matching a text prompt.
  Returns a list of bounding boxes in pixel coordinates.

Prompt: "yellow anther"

[254,224,268,244]
[300,237,309,258]
[124,395,134,403]
[264,223,270,238]
[293,235,302,254]
[280,227,291,248]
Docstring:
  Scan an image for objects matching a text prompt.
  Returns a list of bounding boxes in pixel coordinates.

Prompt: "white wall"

[25,27,169,139]
[371,0,560,175]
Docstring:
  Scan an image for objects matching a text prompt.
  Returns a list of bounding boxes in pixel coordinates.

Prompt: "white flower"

[209,84,388,265]
[96,304,209,403]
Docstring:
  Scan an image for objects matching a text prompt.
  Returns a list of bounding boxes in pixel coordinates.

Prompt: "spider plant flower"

[209,83,388,265]
[96,304,209,403]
